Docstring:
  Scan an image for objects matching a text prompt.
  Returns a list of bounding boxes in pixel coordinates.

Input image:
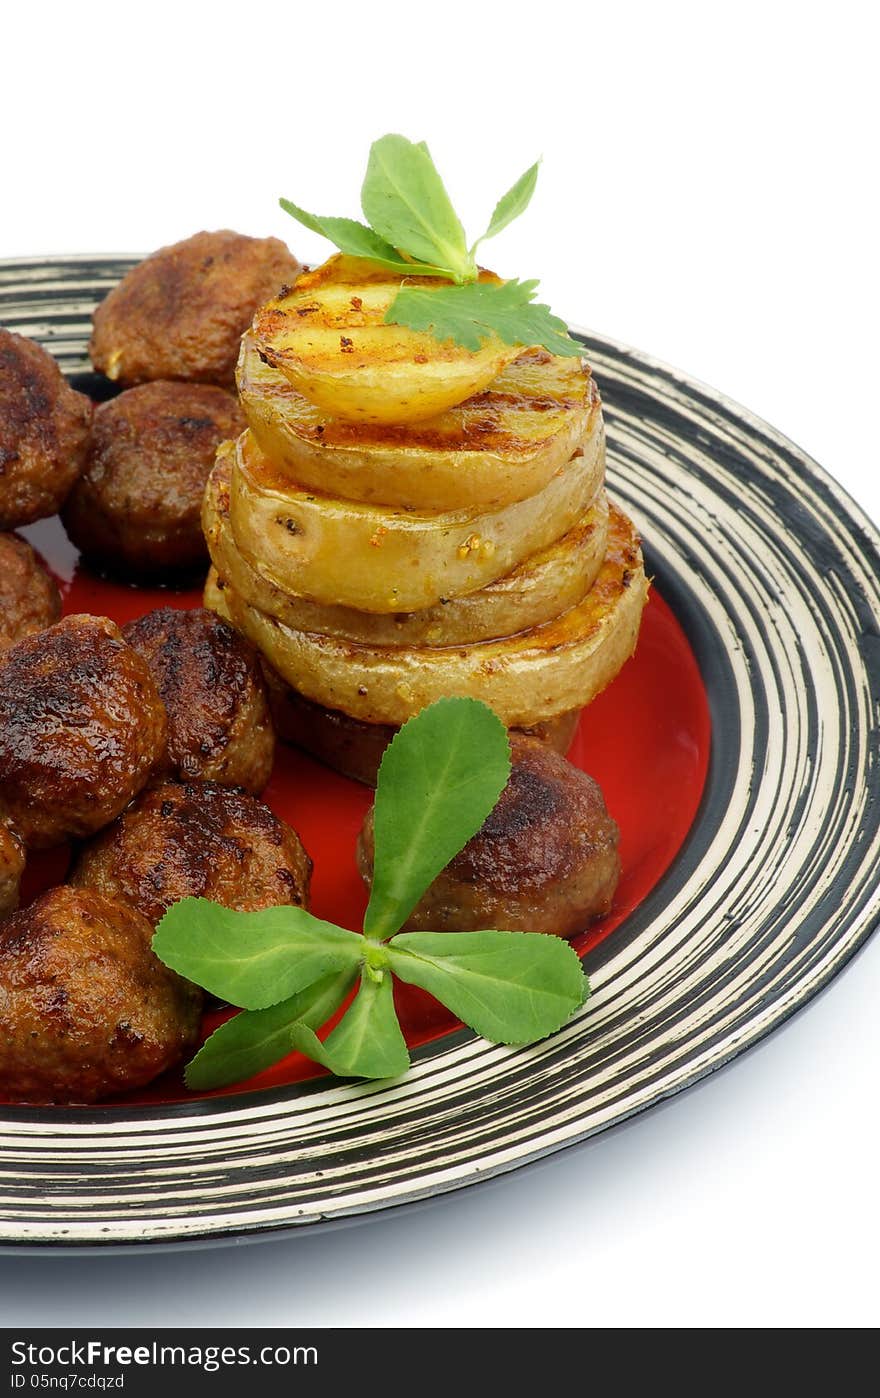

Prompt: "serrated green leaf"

[152,898,364,1010]
[387,931,589,1044]
[184,968,358,1091]
[472,160,540,252]
[361,134,474,283]
[278,198,453,278]
[387,279,585,357]
[295,968,410,1079]
[363,698,511,941]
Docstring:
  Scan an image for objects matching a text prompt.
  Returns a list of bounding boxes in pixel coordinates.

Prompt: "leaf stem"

[363,938,389,961]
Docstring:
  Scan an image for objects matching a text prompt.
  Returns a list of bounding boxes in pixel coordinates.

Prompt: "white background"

[2,0,878,1329]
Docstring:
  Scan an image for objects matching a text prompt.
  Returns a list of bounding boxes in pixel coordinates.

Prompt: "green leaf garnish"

[152,899,363,1010]
[361,134,474,284]
[364,696,510,940]
[277,200,452,279]
[153,698,590,1089]
[387,932,588,1044]
[387,279,585,358]
[279,136,584,357]
[184,968,357,1090]
[302,966,410,1079]
[471,160,540,253]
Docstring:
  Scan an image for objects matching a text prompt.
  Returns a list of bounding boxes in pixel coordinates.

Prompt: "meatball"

[0,532,61,651]
[0,615,167,849]
[0,330,92,529]
[262,665,580,787]
[0,824,25,919]
[61,381,244,575]
[358,735,620,936]
[0,886,201,1103]
[70,780,311,926]
[122,607,274,793]
[89,230,301,388]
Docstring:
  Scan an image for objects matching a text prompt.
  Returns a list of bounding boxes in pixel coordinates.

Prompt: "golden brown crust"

[358,735,620,936]
[0,331,92,529]
[261,662,580,786]
[89,231,301,388]
[0,533,61,652]
[0,823,25,919]
[122,607,274,793]
[61,381,244,575]
[0,886,202,1104]
[69,780,312,927]
[0,615,168,849]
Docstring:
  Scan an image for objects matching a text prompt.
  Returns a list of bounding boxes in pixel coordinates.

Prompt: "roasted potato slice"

[228,428,604,614]
[237,333,598,510]
[260,663,582,786]
[204,446,609,646]
[213,502,648,728]
[250,256,520,424]
[205,574,583,785]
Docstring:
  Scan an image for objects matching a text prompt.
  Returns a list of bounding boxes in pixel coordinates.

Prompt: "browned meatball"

[89,230,301,388]
[0,615,167,849]
[0,823,25,919]
[0,886,202,1103]
[0,532,62,651]
[0,330,92,529]
[358,735,620,937]
[122,607,274,792]
[61,381,244,576]
[70,780,311,926]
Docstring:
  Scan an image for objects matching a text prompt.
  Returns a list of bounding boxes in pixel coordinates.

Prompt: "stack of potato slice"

[203,256,648,782]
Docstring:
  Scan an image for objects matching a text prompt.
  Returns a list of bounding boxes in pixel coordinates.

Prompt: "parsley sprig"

[153,698,589,1090]
[279,134,584,358]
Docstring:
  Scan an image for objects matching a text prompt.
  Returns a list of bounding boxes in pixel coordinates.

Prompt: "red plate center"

[18,516,711,1106]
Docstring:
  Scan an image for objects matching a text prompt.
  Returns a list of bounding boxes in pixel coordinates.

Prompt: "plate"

[1,256,879,1248]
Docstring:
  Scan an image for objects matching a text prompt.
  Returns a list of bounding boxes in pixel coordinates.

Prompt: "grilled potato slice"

[204,445,609,646]
[213,502,648,728]
[237,333,598,510]
[205,573,582,784]
[263,660,582,785]
[249,256,521,424]
[228,427,605,614]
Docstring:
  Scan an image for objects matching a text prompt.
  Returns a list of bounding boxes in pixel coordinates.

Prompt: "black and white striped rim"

[1,256,878,1250]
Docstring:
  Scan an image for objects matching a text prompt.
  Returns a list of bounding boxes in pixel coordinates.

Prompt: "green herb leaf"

[278,199,453,279]
[152,899,364,1010]
[155,699,595,1091]
[472,161,540,252]
[361,134,474,284]
[183,968,358,1091]
[279,200,410,269]
[388,278,585,357]
[387,931,588,1044]
[363,697,510,941]
[297,967,410,1079]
